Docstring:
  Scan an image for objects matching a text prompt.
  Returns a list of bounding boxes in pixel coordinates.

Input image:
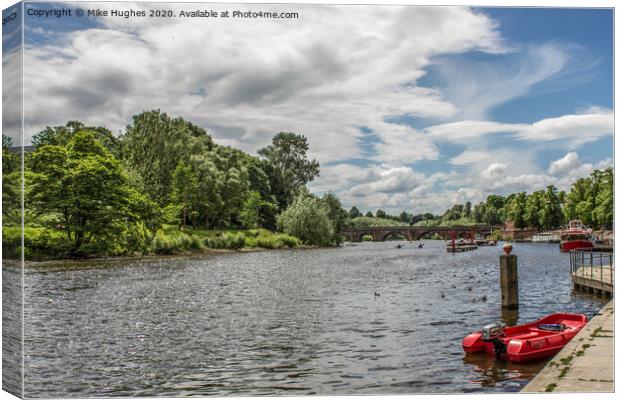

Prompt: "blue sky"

[9,3,614,214]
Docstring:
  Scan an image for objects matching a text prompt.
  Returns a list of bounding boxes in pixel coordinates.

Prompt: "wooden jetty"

[570,248,613,295]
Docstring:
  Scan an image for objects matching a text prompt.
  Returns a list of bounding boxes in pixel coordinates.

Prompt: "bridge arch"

[360,231,378,241]
[380,229,412,241]
[415,230,445,240]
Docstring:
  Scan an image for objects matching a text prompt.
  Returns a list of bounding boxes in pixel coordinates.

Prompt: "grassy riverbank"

[3,225,303,261]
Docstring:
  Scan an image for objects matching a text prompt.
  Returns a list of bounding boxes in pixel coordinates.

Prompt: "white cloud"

[421,109,613,149]
[21,4,506,165]
[449,149,489,165]
[480,163,508,180]
[2,47,22,143]
[548,152,581,175]
[425,120,523,141]
[344,165,426,197]
[431,42,573,121]
[371,123,439,163]
[515,109,613,146]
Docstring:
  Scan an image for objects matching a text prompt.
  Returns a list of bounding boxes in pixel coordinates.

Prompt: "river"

[18,240,605,397]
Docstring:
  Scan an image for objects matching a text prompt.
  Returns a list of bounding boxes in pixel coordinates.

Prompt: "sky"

[4,2,614,214]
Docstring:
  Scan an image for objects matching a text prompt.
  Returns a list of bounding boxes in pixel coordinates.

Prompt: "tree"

[592,169,613,228]
[472,202,486,223]
[564,177,589,222]
[349,206,361,219]
[29,131,130,252]
[444,204,464,221]
[258,132,320,210]
[277,189,334,246]
[211,146,251,227]
[483,205,500,225]
[411,214,424,225]
[486,194,506,210]
[239,191,278,229]
[376,209,387,219]
[2,135,20,223]
[239,191,263,229]
[539,185,564,229]
[464,201,472,218]
[321,192,348,242]
[32,121,121,157]
[561,169,613,228]
[507,192,527,229]
[365,211,374,218]
[525,191,543,229]
[170,162,199,227]
[121,110,212,205]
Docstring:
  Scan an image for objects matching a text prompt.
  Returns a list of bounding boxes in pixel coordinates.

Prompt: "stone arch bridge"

[340,225,500,242]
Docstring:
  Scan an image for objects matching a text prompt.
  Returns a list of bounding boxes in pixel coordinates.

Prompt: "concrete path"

[522,300,614,393]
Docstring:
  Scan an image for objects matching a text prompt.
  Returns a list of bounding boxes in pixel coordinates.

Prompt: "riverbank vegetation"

[345,168,613,231]
[2,111,346,260]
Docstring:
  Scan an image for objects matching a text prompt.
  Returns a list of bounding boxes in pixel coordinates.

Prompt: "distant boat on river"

[559,220,594,252]
[532,232,560,243]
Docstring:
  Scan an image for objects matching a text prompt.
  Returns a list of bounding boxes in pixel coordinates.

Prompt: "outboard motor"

[481,322,507,357]
[481,322,505,340]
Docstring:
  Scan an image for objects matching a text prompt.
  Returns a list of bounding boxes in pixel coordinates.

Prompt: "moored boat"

[462,313,588,362]
[559,220,593,252]
[532,232,561,243]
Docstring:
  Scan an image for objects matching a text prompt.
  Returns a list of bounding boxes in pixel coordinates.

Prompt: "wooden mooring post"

[500,243,519,309]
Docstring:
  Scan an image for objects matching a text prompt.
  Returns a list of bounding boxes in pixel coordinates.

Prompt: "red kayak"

[462,313,588,362]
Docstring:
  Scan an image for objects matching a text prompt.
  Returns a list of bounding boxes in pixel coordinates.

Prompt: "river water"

[20,241,605,397]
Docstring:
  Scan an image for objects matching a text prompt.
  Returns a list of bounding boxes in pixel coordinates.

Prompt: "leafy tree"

[411,214,424,225]
[507,192,527,229]
[524,191,543,229]
[444,204,464,221]
[464,201,472,218]
[171,162,199,227]
[563,177,588,222]
[29,131,130,252]
[486,194,506,210]
[349,206,361,219]
[211,146,251,227]
[321,192,348,242]
[561,169,613,228]
[239,191,278,229]
[32,121,121,157]
[365,211,374,218]
[121,110,212,205]
[399,211,411,223]
[539,185,564,229]
[483,205,500,225]
[187,153,223,228]
[592,169,613,228]
[239,191,263,229]
[472,202,485,223]
[245,156,272,199]
[277,189,334,246]
[376,209,387,219]
[2,135,21,223]
[258,132,320,210]
[126,188,161,233]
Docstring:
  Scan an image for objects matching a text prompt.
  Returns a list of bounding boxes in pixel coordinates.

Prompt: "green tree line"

[2,111,347,259]
[345,169,613,231]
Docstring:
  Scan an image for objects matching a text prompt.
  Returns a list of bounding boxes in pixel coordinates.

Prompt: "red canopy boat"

[559,220,593,252]
[462,313,588,362]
